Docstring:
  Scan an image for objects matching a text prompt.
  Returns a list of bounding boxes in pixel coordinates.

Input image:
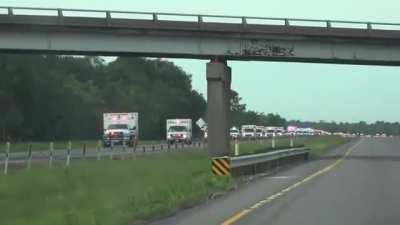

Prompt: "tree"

[230,90,246,112]
[0,55,208,140]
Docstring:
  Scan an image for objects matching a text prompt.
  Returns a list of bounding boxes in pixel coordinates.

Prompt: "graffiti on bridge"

[227,40,295,57]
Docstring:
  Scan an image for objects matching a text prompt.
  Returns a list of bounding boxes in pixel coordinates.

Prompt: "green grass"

[0,140,166,153]
[234,136,351,156]
[301,135,351,155]
[0,136,350,225]
[0,151,231,225]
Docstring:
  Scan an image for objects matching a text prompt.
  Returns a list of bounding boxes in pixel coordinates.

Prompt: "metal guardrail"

[231,147,309,168]
[1,141,207,173]
[0,6,399,31]
[0,141,206,162]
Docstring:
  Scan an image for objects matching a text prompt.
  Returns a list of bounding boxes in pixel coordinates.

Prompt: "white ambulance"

[166,119,192,144]
[103,113,139,147]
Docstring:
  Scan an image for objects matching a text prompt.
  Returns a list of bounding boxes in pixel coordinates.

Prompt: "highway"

[152,137,400,225]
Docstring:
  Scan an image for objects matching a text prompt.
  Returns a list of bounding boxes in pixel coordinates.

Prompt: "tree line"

[230,90,287,128]
[0,55,207,141]
[289,120,400,135]
[0,54,398,141]
[0,54,283,141]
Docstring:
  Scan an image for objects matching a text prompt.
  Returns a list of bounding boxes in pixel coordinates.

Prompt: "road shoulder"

[150,138,360,225]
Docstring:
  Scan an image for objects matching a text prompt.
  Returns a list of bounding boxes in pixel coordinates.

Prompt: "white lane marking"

[267,176,298,180]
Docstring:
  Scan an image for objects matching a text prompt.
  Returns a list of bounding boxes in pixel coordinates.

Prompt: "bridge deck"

[0,6,399,65]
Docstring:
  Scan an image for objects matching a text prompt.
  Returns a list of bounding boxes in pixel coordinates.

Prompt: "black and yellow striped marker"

[212,156,231,176]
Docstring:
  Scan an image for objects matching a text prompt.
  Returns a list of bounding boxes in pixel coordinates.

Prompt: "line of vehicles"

[220,125,330,139]
[101,112,330,147]
[239,125,285,138]
[102,113,193,147]
[202,124,331,141]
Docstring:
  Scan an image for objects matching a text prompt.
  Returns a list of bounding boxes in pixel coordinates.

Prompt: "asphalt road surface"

[152,137,400,225]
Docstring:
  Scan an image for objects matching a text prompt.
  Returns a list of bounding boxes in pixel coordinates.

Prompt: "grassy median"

[234,135,351,156]
[0,151,230,225]
[301,135,351,155]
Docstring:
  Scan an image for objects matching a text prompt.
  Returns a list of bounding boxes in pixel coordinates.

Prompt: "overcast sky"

[3,0,400,123]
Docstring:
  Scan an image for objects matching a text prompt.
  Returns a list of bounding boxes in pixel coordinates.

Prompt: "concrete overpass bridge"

[1,6,400,156]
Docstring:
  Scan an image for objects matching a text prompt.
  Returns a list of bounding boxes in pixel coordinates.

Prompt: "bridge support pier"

[207,60,231,157]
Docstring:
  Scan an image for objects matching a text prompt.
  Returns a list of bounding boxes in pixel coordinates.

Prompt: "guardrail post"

[127,140,132,157]
[7,7,13,16]
[198,15,203,23]
[326,21,332,28]
[27,143,32,170]
[272,136,276,149]
[96,140,101,160]
[66,141,71,168]
[234,138,239,156]
[242,17,247,27]
[119,141,126,160]
[106,11,112,26]
[367,22,372,30]
[57,9,63,17]
[49,142,54,168]
[82,143,87,160]
[175,143,178,150]
[129,141,133,157]
[142,146,146,154]
[57,9,64,25]
[152,13,158,22]
[110,141,114,160]
[122,141,126,158]
[160,144,163,151]
[284,19,290,27]
[133,139,138,154]
[4,142,10,175]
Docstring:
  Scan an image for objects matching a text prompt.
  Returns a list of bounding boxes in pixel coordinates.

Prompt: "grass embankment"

[234,135,351,156]
[0,151,230,225]
[0,140,164,153]
[0,136,350,225]
[301,135,351,155]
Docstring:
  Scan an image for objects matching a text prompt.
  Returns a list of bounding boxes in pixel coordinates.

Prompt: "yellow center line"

[220,139,363,225]
[221,209,251,225]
